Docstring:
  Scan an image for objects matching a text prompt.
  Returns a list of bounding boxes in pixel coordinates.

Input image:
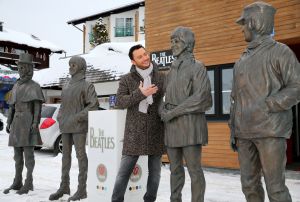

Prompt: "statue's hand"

[230,135,238,152]
[6,124,10,134]
[31,123,39,135]
[161,109,174,122]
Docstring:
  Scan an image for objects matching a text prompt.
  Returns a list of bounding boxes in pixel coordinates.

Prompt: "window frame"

[114,17,134,37]
[206,63,234,121]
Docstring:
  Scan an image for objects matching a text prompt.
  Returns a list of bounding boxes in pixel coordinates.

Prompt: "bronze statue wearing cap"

[3,53,45,195]
[229,1,300,202]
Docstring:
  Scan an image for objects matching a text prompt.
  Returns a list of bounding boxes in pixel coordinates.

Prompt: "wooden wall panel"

[202,122,239,169]
[148,0,300,169]
[162,122,240,169]
[145,0,300,66]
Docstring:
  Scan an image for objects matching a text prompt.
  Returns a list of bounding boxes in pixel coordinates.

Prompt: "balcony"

[114,26,134,37]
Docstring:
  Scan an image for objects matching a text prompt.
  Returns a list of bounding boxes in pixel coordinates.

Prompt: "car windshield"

[41,106,56,118]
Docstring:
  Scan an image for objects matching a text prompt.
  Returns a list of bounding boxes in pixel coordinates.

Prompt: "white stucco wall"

[93,80,119,96]
[42,89,62,103]
[138,6,145,41]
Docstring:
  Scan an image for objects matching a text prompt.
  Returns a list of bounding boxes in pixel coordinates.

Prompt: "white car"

[37,104,62,154]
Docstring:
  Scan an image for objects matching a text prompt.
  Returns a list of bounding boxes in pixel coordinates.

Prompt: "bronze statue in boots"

[16,147,35,194]
[3,53,44,195]
[49,56,99,201]
[67,188,87,202]
[3,177,23,194]
[3,147,24,194]
[49,183,70,200]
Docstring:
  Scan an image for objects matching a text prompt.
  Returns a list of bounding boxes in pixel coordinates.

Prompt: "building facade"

[67,0,145,53]
[0,22,64,114]
[145,0,300,169]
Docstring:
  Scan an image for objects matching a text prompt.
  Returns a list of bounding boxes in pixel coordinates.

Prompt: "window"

[206,70,215,114]
[98,95,117,110]
[206,63,234,120]
[222,68,233,114]
[15,49,25,55]
[89,25,94,43]
[115,18,134,37]
[41,106,57,118]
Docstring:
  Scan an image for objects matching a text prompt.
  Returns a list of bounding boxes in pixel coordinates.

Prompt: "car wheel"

[34,146,42,151]
[54,135,63,154]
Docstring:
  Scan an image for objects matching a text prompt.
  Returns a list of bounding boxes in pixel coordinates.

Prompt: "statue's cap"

[236,1,276,25]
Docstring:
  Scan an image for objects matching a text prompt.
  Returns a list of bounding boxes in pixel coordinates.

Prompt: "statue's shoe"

[49,187,70,201]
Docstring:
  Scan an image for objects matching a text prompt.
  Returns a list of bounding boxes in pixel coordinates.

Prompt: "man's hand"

[31,123,39,135]
[139,81,158,97]
[6,124,10,134]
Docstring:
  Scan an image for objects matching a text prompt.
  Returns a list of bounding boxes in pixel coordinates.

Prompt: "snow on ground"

[0,115,299,202]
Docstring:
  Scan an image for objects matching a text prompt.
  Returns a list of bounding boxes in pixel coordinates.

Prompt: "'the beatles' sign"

[151,49,174,69]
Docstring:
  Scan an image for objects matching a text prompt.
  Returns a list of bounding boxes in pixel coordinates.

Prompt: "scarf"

[136,63,153,113]
[243,35,273,56]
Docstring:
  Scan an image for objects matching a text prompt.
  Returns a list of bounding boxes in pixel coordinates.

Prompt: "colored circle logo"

[130,164,142,182]
[96,164,107,182]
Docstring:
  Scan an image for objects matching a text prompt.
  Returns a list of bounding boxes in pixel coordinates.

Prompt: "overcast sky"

[0,0,138,68]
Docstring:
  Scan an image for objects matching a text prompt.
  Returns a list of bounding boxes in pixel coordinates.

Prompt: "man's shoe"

[68,189,87,201]
[49,187,70,201]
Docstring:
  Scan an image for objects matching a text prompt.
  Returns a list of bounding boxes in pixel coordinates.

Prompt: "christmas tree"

[90,18,109,47]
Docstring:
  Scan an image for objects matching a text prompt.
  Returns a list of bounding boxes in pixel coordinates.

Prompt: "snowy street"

[1,0,300,201]
[0,124,300,202]
[0,110,300,202]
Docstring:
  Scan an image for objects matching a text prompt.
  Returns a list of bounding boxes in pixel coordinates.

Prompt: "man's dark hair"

[128,44,145,60]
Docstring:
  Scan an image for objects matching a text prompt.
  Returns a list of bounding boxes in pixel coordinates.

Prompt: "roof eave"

[67,0,144,25]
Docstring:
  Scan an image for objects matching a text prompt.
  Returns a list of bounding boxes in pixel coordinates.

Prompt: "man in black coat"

[111,44,165,202]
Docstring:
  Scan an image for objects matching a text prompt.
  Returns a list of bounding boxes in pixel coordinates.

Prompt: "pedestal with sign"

[88,110,148,202]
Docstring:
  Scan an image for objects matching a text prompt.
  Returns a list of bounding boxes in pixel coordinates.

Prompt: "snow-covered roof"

[0,28,64,53]
[33,40,145,87]
[67,0,144,25]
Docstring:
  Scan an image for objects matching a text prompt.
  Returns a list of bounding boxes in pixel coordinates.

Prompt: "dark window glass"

[206,70,215,114]
[222,69,233,114]
[41,106,56,118]
[206,63,234,120]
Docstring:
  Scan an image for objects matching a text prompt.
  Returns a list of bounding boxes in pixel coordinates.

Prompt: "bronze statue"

[3,53,45,195]
[111,44,165,202]
[49,56,99,201]
[229,2,300,202]
[161,27,212,202]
